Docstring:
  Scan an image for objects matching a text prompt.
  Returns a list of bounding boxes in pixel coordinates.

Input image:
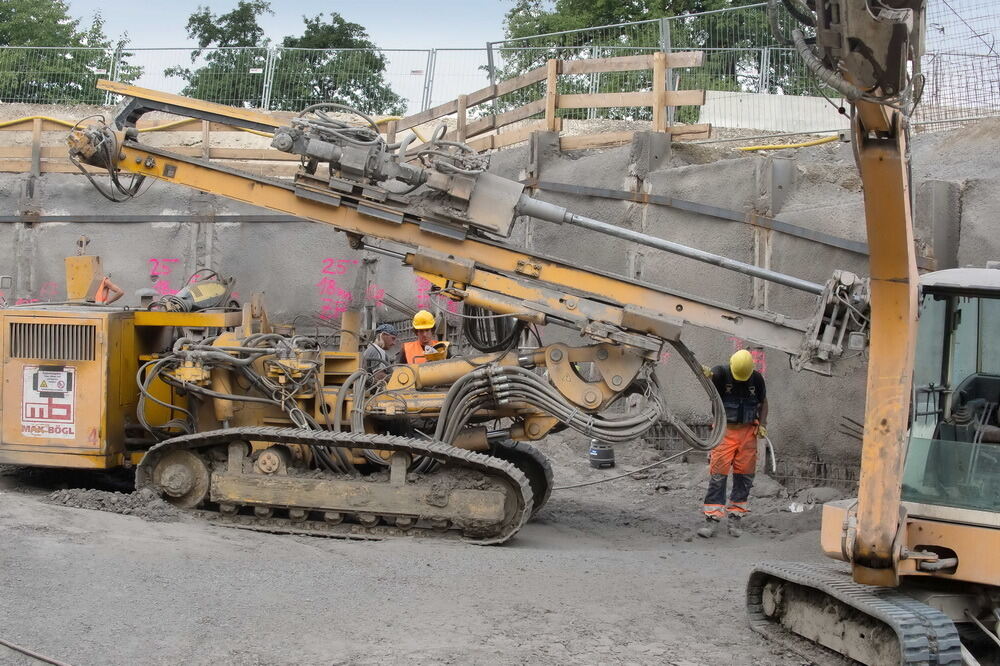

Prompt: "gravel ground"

[0,435,840,666]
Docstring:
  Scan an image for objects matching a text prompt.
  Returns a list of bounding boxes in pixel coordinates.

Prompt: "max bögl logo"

[21,366,76,439]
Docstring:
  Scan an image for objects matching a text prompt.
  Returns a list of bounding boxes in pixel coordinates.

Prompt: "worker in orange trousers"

[698,349,768,538]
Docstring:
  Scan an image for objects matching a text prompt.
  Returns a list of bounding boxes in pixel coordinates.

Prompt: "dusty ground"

[0,435,843,666]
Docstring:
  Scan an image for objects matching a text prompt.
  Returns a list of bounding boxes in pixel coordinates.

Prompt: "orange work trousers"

[702,422,758,519]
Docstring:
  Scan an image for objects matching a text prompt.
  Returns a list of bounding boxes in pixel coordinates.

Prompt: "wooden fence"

[0,50,708,176]
[386,50,710,151]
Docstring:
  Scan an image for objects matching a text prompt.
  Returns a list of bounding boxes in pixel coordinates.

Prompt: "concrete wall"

[4,118,1000,480]
[700,90,851,133]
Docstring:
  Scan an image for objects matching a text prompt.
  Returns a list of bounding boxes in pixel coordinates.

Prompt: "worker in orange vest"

[403,310,439,364]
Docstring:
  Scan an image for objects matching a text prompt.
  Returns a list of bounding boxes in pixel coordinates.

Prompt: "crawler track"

[747,561,963,665]
[137,426,533,545]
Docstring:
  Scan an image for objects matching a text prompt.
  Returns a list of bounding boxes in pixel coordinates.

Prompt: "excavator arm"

[784,0,925,586]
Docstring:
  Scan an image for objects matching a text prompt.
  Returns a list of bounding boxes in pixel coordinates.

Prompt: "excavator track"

[136,427,532,545]
[747,562,963,666]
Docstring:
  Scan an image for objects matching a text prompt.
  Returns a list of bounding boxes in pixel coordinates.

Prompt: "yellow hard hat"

[730,349,755,381]
[412,309,436,330]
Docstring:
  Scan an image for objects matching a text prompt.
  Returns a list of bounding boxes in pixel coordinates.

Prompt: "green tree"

[496,0,815,122]
[165,0,274,108]
[273,13,405,115]
[0,0,141,104]
[167,2,405,114]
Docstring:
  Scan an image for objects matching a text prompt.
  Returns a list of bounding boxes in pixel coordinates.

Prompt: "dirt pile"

[45,486,183,522]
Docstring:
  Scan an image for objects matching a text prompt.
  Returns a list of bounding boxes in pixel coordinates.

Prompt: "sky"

[66,0,514,49]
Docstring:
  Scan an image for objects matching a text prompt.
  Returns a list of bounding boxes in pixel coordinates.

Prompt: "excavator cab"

[904,268,1000,523]
[749,269,1000,665]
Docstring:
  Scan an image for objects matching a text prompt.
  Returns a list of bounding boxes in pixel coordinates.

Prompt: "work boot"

[697,517,720,538]
[727,515,742,538]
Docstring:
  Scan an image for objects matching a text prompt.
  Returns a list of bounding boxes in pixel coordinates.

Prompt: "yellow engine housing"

[0,306,137,469]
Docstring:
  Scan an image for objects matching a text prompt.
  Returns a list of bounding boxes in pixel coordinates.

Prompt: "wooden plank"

[456,94,468,142]
[561,54,653,75]
[665,51,704,68]
[0,160,98,174]
[385,119,397,144]
[557,91,653,109]
[201,120,210,160]
[560,132,636,151]
[395,99,458,132]
[665,89,705,107]
[668,123,712,140]
[494,120,556,150]
[652,52,667,133]
[0,147,30,158]
[495,65,548,98]
[467,135,495,152]
[30,118,42,177]
[545,60,559,132]
[450,99,546,142]
[465,64,547,106]
[557,89,703,110]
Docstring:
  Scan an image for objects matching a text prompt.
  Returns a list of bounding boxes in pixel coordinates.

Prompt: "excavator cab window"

[903,289,1000,514]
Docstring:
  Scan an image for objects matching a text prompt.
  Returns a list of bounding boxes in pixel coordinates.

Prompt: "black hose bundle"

[463,305,524,353]
[431,338,725,452]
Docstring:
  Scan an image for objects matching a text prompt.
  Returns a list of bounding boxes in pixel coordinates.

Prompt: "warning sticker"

[21,365,76,439]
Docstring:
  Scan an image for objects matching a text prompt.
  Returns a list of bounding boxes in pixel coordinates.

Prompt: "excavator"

[0,0,993,658]
[745,1,1000,664]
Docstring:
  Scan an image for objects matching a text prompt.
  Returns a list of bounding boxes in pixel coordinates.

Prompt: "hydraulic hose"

[661,338,726,451]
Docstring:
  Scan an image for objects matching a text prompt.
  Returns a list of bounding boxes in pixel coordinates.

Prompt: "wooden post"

[456,94,468,142]
[652,52,668,133]
[201,120,211,160]
[545,59,559,132]
[385,119,397,144]
[30,118,42,177]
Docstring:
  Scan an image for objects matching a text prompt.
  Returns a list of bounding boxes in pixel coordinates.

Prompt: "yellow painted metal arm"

[97,79,282,131]
[850,103,919,586]
[102,139,818,364]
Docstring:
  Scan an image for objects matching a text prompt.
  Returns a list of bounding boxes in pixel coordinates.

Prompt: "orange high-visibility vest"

[403,339,437,364]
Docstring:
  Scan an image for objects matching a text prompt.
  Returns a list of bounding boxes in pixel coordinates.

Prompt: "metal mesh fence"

[917,0,1000,127]
[488,0,1000,136]
[0,1,996,135]
[0,46,122,105]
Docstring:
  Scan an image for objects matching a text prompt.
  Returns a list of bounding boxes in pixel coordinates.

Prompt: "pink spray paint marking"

[38,282,60,299]
[315,265,354,319]
[153,280,179,296]
[321,258,359,276]
[414,276,432,309]
[148,258,180,276]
